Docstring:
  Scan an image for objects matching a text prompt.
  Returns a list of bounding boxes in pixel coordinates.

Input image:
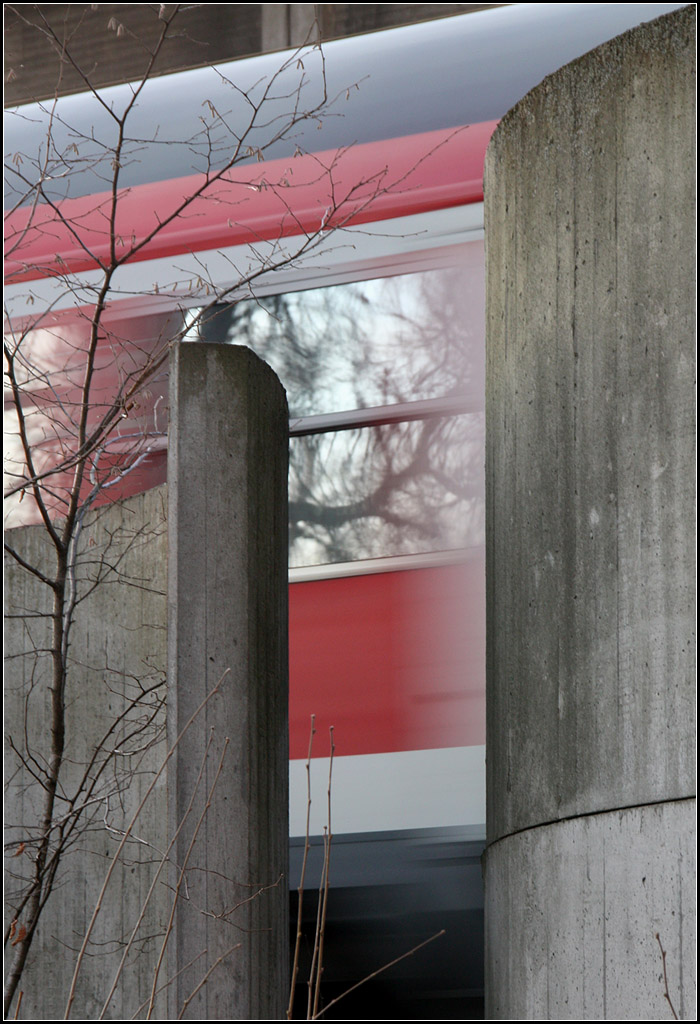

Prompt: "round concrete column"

[484,7,695,1019]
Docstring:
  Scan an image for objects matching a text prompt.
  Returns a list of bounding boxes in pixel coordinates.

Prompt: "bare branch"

[63,670,230,1020]
[312,930,447,1020]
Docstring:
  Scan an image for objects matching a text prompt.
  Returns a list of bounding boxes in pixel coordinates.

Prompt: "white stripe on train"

[3,204,484,322]
[290,744,485,837]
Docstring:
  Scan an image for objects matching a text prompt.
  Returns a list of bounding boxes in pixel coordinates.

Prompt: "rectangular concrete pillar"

[167,342,289,1020]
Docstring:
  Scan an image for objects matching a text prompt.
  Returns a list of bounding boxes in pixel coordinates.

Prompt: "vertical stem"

[4,551,67,1018]
[311,728,334,1020]
[288,715,316,1019]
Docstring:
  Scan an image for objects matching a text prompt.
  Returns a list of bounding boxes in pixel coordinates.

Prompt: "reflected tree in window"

[194,255,485,565]
[288,414,484,566]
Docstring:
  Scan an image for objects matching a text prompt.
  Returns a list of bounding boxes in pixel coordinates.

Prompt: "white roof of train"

[4,3,686,204]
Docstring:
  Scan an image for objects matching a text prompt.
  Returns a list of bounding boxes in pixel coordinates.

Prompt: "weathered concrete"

[486,4,695,841]
[484,6,695,1019]
[4,487,169,1019]
[486,800,696,1021]
[167,343,289,1020]
[261,3,319,50]
[5,344,289,1019]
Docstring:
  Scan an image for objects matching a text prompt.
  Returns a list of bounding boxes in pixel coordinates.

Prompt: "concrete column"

[167,343,289,1019]
[3,489,170,1020]
[261,4,319,51]
[484,7,695,1020]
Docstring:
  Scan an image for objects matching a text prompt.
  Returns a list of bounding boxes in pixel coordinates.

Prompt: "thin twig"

[306,832,326,1020]
[176,944,242,1020]
[312,930,446,1020]
[655,933,679,1021]
[129,951,207,1020]
[288,714,316,1020]
[62,671,230,1020]
[312,726,334,1019]
[146,737,229,1019]
[98,731,216,1019]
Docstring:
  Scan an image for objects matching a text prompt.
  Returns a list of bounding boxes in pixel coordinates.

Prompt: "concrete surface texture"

[4,487,169,1019]
[167,343,289,1020]
[485,800,695,1020]
[484,4,695,1019]
[4,343,289,1019]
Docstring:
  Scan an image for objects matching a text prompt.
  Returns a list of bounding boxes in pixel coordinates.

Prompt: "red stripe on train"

[289,562,485,760]
[5,122,497,284]
[5,436,485,758]
[73,451,487,763]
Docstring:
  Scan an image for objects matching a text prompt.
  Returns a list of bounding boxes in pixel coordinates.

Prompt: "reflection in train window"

[188,249,485,568]
[188,247,484,417]
[289,414,484,567]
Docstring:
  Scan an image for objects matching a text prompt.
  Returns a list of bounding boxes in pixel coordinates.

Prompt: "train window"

[289,414,484,567]
[187,237,485,568]
[188,255,484,418]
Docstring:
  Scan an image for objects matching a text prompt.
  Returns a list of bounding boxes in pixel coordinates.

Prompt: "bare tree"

[4,5,452,1016]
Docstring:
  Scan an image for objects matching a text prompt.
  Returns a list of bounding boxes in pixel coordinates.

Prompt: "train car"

[4,4,683,1017]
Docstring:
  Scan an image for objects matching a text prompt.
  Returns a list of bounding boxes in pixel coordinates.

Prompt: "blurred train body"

[4,4,682,1016]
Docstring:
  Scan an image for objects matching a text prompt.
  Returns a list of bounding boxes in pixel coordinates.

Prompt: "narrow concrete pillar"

[261,4,319,51]
[484,7,695,1020]
[167,343,289,1019]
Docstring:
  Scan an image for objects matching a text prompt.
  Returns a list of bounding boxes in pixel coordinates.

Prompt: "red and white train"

[4,4,682,1016]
